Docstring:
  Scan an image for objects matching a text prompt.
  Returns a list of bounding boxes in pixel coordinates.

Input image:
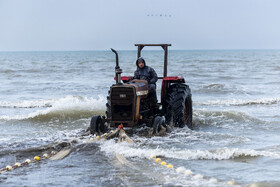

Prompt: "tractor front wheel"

[153,116,165,134]
[90,115,108,135]
[106,90,111,119]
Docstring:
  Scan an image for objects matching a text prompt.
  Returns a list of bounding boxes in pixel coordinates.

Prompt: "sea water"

[0,50,280,186]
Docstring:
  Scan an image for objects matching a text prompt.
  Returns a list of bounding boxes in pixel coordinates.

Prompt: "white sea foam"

[0,95,106,120]
[0,99,55,108]
[194,109,265,128]
[100,140,280,161]
[196,97,280,106]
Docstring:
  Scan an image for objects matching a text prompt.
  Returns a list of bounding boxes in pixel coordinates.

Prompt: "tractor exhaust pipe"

[111,48,123,85]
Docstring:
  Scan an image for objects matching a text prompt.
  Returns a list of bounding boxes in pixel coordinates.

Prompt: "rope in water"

[0,129,240,186]
[82,130,240,186]
[149,155,239,186]
[0,151,57,174]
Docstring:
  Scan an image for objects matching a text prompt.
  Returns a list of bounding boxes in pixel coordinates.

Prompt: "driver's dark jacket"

[134,66,158,89]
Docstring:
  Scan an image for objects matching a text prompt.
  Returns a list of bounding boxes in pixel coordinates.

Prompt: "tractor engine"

[109,79,148,128]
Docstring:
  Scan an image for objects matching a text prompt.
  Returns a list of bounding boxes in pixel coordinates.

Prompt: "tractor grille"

[111,87,135,121]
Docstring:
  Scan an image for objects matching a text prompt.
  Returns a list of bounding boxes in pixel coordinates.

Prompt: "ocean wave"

[203,83,225,89]
[0,99,54,108]
[0,95,106,121]
[194,110,264,126]
[203,83,226,90]
[100,141,280,160]
[142,128,250,147]
[196,97,280,106]
[196,59,230,63]
[197,83,232,93]
[0,69,16,74]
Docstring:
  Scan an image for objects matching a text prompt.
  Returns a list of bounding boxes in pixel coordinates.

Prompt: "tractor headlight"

[136,90,148,96]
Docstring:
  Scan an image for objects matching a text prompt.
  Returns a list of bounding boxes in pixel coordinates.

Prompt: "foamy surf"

[196,97,280,106]
[100,140,280,160]
[0,95,106,121]
[0,99,55,108]
[194,109,265,127]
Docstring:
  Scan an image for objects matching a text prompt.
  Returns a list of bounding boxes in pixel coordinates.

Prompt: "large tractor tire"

[105,90,111,119]
[153,116,165,134]
[163,86,174,126]
[90,115,108,135]
[164,83,193,129]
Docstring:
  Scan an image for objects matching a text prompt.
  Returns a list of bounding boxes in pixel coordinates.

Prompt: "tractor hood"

[125,79,149,98]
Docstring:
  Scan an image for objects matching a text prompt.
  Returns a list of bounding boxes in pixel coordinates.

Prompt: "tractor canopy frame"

[134,44,185,104]
[135,44,171,78]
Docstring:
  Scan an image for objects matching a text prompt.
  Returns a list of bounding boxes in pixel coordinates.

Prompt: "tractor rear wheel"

[163,86,174,126]
[164,84,193,129]
[173,84,192,128]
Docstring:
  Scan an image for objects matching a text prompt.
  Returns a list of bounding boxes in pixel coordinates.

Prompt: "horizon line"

[1,48,280,53]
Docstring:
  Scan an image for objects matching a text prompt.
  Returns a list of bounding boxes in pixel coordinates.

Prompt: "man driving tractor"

[134,57,158,105]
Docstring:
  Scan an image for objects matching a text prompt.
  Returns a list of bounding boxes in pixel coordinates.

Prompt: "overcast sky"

[0,0,280,51]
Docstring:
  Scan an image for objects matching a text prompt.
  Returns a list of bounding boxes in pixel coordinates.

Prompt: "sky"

[0,0,280,51]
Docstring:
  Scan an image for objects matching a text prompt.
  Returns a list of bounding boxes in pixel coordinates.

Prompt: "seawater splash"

[0,95,106,121]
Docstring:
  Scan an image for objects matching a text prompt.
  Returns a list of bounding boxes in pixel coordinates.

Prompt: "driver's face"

[138,61,144,68]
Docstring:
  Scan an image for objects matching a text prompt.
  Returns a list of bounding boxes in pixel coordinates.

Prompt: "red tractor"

[89,44,192,135]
